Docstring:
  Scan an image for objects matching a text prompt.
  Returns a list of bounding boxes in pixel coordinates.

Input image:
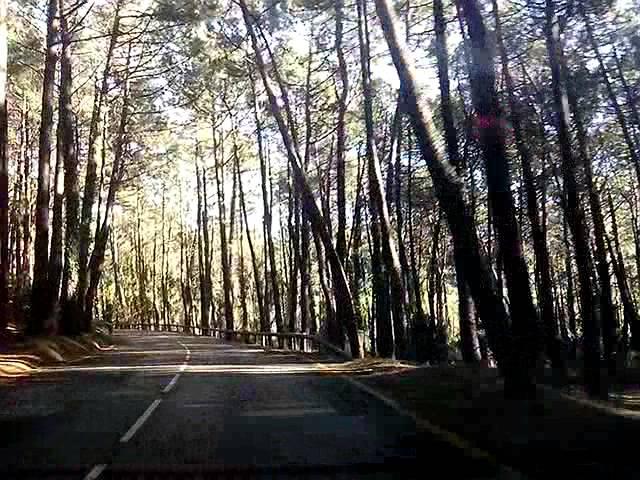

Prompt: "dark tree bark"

[492,0,561,370]
[58,0,80,332]
[20,105,31,292]
[78,0,122,307]
[0,0,7,333]
[544,0,602,396]
[335,0,348,265]
[48,139,64,313]
[371,186,393,357]
[300,43,314,335]
[567,67,617,378]
[213,117,234,338]
[606,191,640,350]
[241,0,361,356]
[287,177,300,334]
[562,217,577,337]
[84,58,131,330]
[251,76,284,336]
[31,0,60,334]
[457,0,540,390]
[357,0,407,358]
[237,153,266,332]
[373,0,527,390]
[196,161,207,334]
[434,0,480,363]
[611,45,640,144]
[109,230,125,323]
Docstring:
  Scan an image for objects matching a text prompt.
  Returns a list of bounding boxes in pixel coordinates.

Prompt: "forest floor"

[345,364,639,478]
[0,329,114,379]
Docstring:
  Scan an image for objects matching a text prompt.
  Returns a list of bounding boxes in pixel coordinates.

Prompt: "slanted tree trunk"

[300,43,314,335]
[373,0,525,389]
[457,0,540,391]
[607,191,640,350]
[492,0,561,370]
[567,67,617,378]
[78,0,122,307]
[434,0,480,363]
[251,75,284,336]
[580,3,640,184]
[357,0,407,358]
[31,0,60,334]
[241,0,361,356]
[611,45,640,143]
[0,0,7,333]
[335,0,348,265]
[84,50,131,331]
[544,0,602,397]
[237,153,266,332]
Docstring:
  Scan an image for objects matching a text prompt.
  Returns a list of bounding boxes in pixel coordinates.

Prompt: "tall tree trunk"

[152,228,160,329]
[20,105,31,292]
[109,230,125,323]
[427,211,442,328]
[611,45,640,140]
[251,75,284,336]
[78,0,122,308]
[567,66,617,378]
[0,0,8,333]
[457,0,540,391]
[48,139,64,314]
[58,0,80,332]
[374,0,523,388]
[393,110,414,317]
[563,216,577,337]
[434,0,480,363]
[31,0,59,334]
[335,0,348,265]
[213,116,234,338]
[300,41,314,335]
[544,0,602,396]
[287,184,300,333]
[492,0,561,370]
[607,191,640,350]
[237,154,266,332]
[196,160,208,334]
[312,227,336,339]
[357,0,407,358]
[84,51,131,331]
[241,1,361,356]
[580,3,640,185]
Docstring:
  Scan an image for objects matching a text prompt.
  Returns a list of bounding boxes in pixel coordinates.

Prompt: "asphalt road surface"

[1,332,514,479]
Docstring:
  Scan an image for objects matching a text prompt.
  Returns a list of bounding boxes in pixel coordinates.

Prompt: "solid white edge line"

[84,463,107,480]
[163,373,181,393]
[120,398,162,443]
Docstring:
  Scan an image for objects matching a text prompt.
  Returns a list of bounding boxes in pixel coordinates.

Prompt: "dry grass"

[0,332,114,380]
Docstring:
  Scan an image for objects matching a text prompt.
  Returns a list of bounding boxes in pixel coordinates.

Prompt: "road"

[1,332,510,479]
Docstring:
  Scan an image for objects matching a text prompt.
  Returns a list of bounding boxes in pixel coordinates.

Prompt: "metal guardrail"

[117,322,352,360]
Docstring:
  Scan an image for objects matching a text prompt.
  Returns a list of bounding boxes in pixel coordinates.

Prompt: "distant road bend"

[1,332,515,479]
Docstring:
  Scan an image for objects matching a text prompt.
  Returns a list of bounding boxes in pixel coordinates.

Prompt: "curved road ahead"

[2,332,511,479]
